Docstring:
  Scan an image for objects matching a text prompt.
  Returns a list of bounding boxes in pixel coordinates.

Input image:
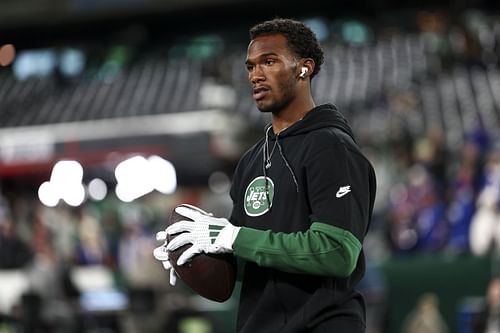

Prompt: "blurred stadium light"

[38,160,85,207]
[114,155,177,202]
[87,178,108,201]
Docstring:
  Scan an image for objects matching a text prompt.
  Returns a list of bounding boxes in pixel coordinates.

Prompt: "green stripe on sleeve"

[233,222,362,277]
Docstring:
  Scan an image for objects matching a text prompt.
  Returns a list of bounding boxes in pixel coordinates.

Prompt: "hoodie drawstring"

[276,140,299,193]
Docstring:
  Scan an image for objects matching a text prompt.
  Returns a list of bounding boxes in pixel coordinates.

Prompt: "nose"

[250,65,265,85]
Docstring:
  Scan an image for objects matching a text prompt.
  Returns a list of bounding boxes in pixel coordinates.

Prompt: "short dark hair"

[249,18,324,79]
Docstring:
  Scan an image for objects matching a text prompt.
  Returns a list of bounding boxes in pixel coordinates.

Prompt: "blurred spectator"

[25,207,61,303]
[408,165,447,252]
[357,261,389,333]
[472,277,500,333]
[101,210,123,269]
[446,136,485,254]
[30,207,56,264]
[414,126,448,195]
[402,293,449,333]
[386,164,447,254]
[117,205,164,288]
[469,143,500,256]
[73,207,108,266]
[0,198,33,269]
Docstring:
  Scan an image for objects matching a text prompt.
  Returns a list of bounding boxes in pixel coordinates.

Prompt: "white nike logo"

[336,185,351,198]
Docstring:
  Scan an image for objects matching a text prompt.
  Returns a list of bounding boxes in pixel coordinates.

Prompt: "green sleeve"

[232,222,362,277]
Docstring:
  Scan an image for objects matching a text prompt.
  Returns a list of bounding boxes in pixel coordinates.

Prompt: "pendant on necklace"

[265,161,271,169]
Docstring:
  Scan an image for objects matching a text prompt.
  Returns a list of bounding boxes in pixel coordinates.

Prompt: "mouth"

[253,86,270,101]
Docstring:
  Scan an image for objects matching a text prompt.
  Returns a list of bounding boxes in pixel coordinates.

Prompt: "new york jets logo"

[244,176,275,217]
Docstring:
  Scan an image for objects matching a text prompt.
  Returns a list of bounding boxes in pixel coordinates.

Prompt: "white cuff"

[214,224,241,252]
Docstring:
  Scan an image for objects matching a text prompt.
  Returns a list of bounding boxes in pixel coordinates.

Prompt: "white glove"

[153,231,178,286]
[165,205,241,266]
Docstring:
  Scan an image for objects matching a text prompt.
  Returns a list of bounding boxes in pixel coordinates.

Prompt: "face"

[245,34,299,113]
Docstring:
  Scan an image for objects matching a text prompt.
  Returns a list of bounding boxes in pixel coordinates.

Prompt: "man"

[154,18,377,332]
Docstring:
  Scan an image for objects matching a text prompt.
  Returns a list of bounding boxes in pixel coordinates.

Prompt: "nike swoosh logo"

[336,186,351,198]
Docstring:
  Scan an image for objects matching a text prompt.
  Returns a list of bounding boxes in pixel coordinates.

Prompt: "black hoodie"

[229,103,377,333]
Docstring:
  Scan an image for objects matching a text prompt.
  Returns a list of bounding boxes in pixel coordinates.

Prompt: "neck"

[271,95,315,134]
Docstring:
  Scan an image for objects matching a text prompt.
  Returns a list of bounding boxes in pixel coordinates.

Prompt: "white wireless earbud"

[299,67,308,78]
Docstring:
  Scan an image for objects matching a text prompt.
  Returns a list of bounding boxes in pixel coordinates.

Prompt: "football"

[167,204,237,302]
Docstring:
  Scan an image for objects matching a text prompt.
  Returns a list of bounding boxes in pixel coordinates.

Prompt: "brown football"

[167,204,237,302]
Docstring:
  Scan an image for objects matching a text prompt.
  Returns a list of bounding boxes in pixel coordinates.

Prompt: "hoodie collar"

[265,103,355,142]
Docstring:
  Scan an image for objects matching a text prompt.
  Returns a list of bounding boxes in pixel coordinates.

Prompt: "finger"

[175,206,204,221]
[156,231,167,241]
[169,268,177,286]
[178,204,212,216]
[162,260,172,270]
[166,221,195,235]
[166,232,194,252]
[153,245,169,261]
[177,245,201,266]
[177,204,213,216]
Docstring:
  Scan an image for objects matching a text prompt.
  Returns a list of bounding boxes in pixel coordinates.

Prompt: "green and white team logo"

[244,176,275,217]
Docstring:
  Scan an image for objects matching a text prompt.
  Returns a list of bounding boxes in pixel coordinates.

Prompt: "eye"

[265,59,275,66]
[246,64,254,72]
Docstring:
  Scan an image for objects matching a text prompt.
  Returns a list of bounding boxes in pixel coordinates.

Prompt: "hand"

[166,205,240,266]
[153,231,178,286]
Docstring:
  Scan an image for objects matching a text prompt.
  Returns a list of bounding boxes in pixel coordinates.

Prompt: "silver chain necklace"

[264,125,284,169]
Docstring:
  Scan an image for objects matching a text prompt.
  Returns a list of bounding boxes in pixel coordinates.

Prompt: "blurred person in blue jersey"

[154,18,377,333]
